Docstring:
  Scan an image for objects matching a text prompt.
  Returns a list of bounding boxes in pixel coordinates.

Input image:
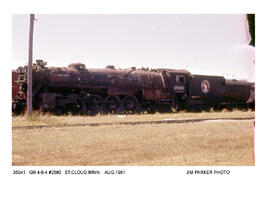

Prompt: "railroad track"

[12,117,255,130]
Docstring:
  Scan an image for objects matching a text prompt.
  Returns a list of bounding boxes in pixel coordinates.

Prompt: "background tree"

[247,14,255,47]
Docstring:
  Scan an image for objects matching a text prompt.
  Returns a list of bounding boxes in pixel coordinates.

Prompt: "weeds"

[12,110,254,127]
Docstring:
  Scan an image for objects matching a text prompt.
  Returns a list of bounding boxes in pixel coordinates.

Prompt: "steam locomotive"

[12,60,255,115]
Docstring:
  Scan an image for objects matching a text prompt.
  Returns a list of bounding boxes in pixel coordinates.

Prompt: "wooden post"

[27,14,35,115]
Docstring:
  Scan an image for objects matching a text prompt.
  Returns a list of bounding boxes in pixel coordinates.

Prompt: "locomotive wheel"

[122,96,140,114]
[226,105,233,112]
[173,103,181,112]
[202,105,211,112]
[80,101,88,115]
[66,103,80,115]
[157,102,172,113]
[104,96,122,114]
[146,103,156,114]
[213,105,221,112]
[54,107,63,116]
[88,95,103,115]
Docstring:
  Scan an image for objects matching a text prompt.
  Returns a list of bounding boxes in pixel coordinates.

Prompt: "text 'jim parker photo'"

[12,14,255,166]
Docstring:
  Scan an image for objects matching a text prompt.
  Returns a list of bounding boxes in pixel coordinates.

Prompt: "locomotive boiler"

[12,60,254,115]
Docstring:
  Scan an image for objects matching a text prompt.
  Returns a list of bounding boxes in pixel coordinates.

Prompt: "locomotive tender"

[12,60,255,115]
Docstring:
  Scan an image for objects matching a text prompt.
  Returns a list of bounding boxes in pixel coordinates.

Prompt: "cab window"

[176,75,185,85]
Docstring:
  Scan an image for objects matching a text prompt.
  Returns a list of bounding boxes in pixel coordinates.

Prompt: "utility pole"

[27,14,35,115]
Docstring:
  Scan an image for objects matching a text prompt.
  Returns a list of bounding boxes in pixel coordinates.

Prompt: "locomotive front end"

[12,60,48,114]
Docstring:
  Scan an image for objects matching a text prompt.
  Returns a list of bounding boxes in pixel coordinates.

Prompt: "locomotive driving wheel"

[104,96,122,114]
[54,107,63,115]
[122,96,140,114]
[88,95,103,115]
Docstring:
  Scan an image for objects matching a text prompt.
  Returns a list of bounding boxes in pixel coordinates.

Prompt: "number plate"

[174,85,184,91]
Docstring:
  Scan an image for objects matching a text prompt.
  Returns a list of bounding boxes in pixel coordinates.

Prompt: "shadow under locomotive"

[12,60,255,115]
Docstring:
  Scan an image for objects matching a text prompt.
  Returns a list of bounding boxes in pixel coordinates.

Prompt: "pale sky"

[12,14,255,81]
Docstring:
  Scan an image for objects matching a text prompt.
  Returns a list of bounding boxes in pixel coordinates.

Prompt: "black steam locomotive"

[12,60,255,115]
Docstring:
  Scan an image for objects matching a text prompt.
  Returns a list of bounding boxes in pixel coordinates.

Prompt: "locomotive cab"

[163,69,191,94]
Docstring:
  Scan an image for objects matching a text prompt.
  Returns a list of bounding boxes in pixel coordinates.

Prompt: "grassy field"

[12,111,255,166]
[12,110,255,127]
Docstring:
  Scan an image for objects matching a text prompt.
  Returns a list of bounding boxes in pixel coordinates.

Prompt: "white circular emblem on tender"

[201,80,210,93]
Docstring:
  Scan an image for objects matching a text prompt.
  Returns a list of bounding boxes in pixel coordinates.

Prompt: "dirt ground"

[12,114,255,166]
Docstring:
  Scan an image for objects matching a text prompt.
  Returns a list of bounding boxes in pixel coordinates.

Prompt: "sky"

[12,14,255,81]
